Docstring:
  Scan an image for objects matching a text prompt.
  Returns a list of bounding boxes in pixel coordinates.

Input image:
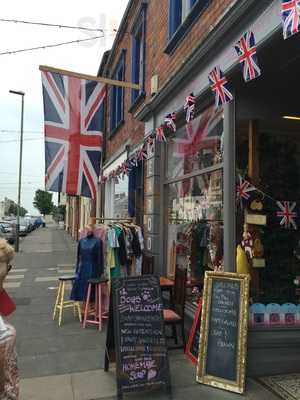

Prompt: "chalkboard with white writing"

[206,279,240,380]
[197,272,249,394]
[111,275,171,399]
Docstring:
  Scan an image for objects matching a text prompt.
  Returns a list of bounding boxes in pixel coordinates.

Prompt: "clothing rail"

[169,218,223,222]
[96,217,133,222]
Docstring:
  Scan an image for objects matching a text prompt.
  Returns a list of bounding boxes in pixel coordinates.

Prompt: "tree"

[6,203,27,217]
[19,206,28,217]
[33,190,54,215]
[52,205,66,223]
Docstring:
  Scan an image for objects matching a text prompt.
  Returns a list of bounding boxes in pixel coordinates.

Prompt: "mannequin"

[70,224,104,302]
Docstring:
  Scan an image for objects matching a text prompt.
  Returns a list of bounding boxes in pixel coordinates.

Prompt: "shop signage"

[196,271,250,394]
[105,276,171,399]
[185,300,202,365]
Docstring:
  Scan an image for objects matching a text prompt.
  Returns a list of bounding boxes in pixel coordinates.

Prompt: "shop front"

[234,30,300,376]
[140,1,300,377]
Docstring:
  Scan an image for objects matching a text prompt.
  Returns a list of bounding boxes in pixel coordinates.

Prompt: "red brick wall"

[104,0,237,160]
[104,0,144,160]
[144,0,237,100]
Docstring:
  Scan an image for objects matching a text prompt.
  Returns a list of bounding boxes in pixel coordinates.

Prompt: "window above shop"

[165,0,211,54]
[110,50,126,136]
[130,5,147,110]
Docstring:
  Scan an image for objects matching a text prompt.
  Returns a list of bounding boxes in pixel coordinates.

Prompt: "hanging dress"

[70,235,103,301]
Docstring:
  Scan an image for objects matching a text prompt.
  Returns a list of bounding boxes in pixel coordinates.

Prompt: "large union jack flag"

[41,70,105,199]
[208,66,233,109]
[282,0,300,39]
[235,31,261,82]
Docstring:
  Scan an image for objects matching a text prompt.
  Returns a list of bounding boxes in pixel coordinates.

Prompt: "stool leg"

[58,282,65,327]
[53,282,61,320]
[95,285,99,320]
[98,284,102,331]
[76,302,82,323]
[83,284,92,328]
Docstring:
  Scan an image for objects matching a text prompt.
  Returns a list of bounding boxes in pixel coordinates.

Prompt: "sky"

[0,0,128,214]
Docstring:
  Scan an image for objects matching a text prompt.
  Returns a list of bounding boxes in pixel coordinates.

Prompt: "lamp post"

[9,90,25,252]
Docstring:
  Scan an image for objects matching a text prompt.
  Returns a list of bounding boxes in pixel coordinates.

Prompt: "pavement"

[4,226,280,400]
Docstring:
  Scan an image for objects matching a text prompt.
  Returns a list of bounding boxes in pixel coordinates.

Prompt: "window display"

[166,169,223,279]
[164,104,224,305]
[236,118,300,328]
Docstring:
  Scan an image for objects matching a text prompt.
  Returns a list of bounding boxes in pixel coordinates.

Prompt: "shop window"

[104,175,129,219]
[110,51,125,134]
[166,105,223,180]
[128,161,144,225]
[131,5,146,107]
[236,118,300,328]
[166,0,210,54]
[166,171,223,280]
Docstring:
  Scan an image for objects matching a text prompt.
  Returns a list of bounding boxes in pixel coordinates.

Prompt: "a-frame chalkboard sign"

[196,271,250,394]
[185,300,202,365]
[104,275,172,400]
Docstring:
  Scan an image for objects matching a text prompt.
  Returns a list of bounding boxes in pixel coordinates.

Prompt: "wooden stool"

[83,277,108,331]
[53,276,82,327]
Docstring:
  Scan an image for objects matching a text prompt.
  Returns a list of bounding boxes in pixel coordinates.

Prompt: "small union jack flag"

[209,67,233,108]
[276,201,298,229]
[156,126,167,142]
[164,112,176,132]
[100,175,107,184]
[129,155,138,168]
[282,0,300,39]
[146,135,155,155]
[236,175,256,207]
[184,93,196,123]
[235,31,261,82]
[119,161,130,178]
[137,145,148,161]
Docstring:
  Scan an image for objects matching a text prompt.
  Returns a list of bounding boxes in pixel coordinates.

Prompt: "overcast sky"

[0,0,128,214]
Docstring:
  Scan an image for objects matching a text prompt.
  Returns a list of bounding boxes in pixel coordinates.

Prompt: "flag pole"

[39,65,140,90]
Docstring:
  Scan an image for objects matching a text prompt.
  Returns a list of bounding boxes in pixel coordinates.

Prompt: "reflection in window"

[114,176,129,219]
[167,171,223,280]
[167,105,223,180]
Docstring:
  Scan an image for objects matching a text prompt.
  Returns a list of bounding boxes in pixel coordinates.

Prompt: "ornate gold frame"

[196,271,250,394]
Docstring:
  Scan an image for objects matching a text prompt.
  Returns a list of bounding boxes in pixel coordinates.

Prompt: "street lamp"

[9,90,25,252]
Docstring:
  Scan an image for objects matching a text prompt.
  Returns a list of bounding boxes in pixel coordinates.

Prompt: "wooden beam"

[248,120,259,184]
[39,65,140,90]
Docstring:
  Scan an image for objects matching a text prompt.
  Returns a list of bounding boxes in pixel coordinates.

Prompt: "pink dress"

[0,322,19,400]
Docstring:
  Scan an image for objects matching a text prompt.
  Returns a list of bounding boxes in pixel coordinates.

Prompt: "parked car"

[34,217,44,228]
[19,224,28,237]
[0,224,15,244]
[0,221,13,233]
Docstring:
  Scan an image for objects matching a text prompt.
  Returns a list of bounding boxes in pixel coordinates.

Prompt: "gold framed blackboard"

[196,271,250,394]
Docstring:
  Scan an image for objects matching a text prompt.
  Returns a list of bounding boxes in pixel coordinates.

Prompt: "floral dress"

[0,322,19,400]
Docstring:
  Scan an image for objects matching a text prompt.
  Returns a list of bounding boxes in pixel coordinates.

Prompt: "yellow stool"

[53,276,82,326]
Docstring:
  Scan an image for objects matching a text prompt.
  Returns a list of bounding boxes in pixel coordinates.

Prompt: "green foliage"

[6,203,28,217]
[33,190,54,215]
[52,205,66,222]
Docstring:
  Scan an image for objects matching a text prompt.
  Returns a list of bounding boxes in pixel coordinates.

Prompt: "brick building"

[67,0,300,376]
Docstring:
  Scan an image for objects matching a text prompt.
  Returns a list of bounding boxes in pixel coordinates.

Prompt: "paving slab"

[4,282,21,288]
[72,370,116,400]
[20,374,74,400]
